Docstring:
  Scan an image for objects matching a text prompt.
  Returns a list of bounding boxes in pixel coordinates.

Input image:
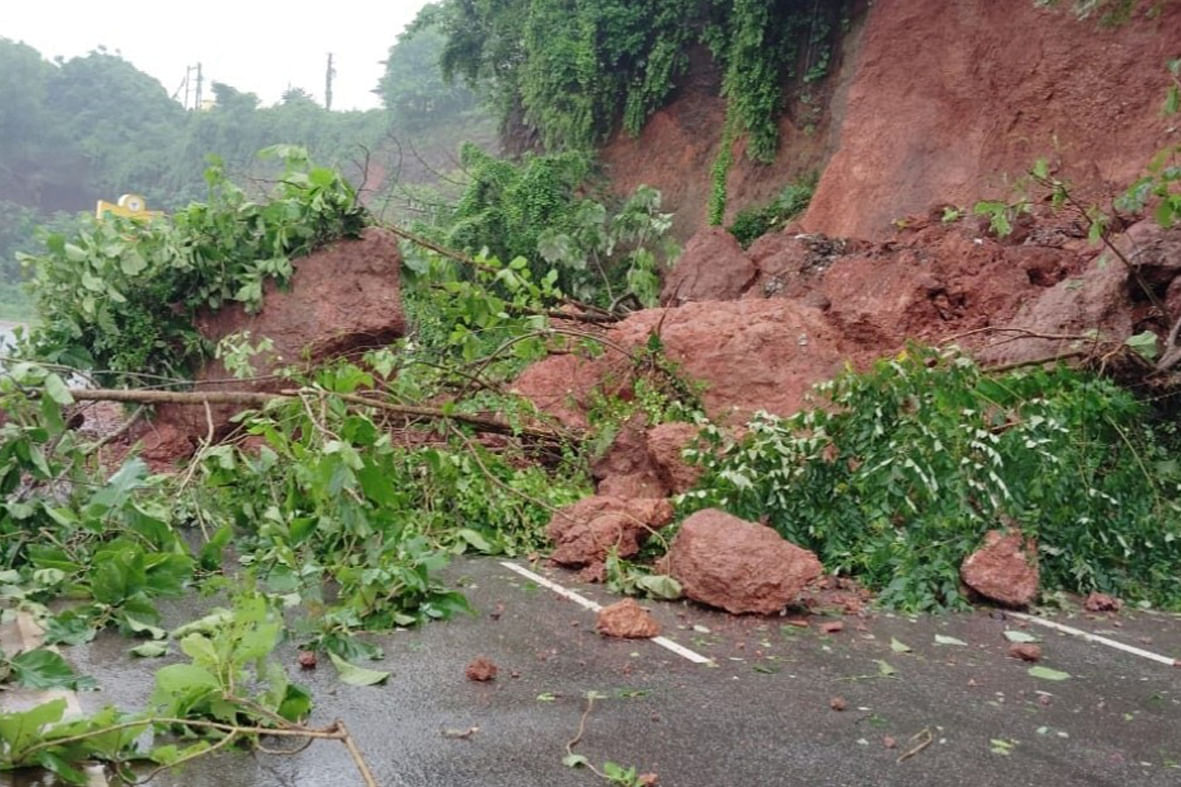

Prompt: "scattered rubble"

[1084,592,1123,613]
[1008,643,1042,662]
[465,658,498,682]
[596,599,662,638]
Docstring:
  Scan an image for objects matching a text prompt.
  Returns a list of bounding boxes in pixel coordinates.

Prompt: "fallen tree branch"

[66,387,573,443]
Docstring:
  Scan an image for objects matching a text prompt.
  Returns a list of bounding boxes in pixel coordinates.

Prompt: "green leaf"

[1028,665,1071,681]
[634,574,683,600]
[120,250,148,276]
[889,637,912,653]
[130,641,169,658]
[1002,630,1040,644]
[328,652,390,686]
[64,243,87,262]
[10,649,95,690]
[456,528,494,553]
[1125,331,1159,361]
[153,663,220,695]
[562,754,590,768]
[124,615,166,640]
[43,374,74,406]
[0,698,67,757]
[874,659,897,677]
[934,634,968,646]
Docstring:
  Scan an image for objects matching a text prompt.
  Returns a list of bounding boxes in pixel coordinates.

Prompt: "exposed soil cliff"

[600,2,1179,241]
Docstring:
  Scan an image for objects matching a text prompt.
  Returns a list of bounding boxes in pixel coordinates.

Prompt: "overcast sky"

[4,0,433,110]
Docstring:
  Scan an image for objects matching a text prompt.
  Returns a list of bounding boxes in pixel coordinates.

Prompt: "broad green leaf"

[934,634,968,646]
[1028,665,1071,681]
[874,659,897,677]
[10,649,95,690]
[329,652,390,686]
[1003,630,1039,644]
[1125,331,1159,361]
[153,663,219,695]
[43,374,74,406]
[64,243,87,262]
[0,698,67,757]
[635,574,683,600]
[889,637,913,653]
[125,615,166,640]
[456,528,493,553]
[130,641,169,658]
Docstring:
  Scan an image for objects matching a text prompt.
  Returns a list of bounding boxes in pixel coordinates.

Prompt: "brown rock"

[465,658,498,682]
[297,650,317,670]
[151,227,406,456]
[547,496,675,567]
[960,529,1039,607]
[819,621,844,635]
[661,227,757,305]
[1083,592,1122,612]
[596,598,662,638]
[1008,643,1042,662]
[667,509,823,614]
[829,696,847,711]
[592,414,668,498]
[646,422,704,494]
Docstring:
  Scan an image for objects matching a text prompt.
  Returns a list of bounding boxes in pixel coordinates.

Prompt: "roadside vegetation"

[2,3,1180,784]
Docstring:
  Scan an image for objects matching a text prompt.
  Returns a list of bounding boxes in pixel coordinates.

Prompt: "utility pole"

[195,62,203,110]
[182,65,192,110]
[325,52,335,111]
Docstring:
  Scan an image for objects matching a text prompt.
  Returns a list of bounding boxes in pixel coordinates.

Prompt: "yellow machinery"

[94,193,162,221]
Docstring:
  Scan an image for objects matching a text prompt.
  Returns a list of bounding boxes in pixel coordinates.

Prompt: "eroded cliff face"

[600,1,1179,242]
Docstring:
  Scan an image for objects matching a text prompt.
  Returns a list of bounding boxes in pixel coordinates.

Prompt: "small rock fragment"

[820,620,844,635]
[465,658,498,682]
[1083,592,1122,612]
[830,696,847,711]
[638,773,660,786]
[596,598,662,638]
[1008,643,1042,662]
[883,736,898,749]
[297,650,317,670]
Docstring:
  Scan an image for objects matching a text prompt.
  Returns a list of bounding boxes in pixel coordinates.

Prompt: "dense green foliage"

[420,143,674,307]
[727,173,816,246]
[0,30,491,319]
[682,347,1181,611]
[20,148,366,383]
[424,0,848,159]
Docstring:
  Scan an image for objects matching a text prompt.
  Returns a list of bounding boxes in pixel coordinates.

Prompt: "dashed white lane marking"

[499,561,715,665]
[1009,611,1179,668]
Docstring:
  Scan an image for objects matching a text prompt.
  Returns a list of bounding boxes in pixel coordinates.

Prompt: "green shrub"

[19,147,365,384]
[727,174,816,246]
[682,346,1181,611]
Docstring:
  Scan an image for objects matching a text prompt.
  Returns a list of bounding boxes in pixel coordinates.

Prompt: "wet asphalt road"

[5,557,1181,787]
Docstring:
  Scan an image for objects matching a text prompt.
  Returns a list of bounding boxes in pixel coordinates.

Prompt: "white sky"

[3,0,432,110]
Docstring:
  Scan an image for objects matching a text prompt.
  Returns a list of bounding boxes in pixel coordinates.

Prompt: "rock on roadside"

[596,598,662,638]
[960,529,1039,607]
[547,496,674,567]
[667,509,822,614]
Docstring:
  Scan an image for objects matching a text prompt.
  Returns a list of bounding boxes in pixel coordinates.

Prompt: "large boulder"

[960,529,1039,607]
[667,509,822,614]
[661,227,757,305]
[144,227,405,459]
[513,298,848,428]
[547,496,675,567]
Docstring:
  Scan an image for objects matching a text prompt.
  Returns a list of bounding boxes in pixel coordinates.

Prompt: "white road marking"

[1008,611,1179,667]
[499,561,715,665]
